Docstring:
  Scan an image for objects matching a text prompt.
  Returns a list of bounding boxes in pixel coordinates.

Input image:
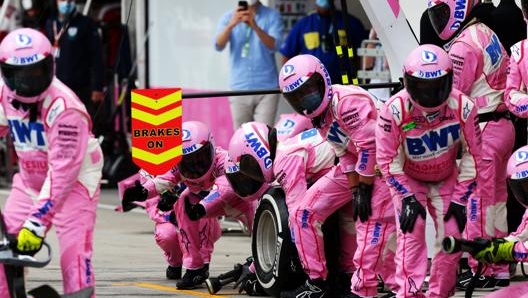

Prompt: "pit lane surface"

[0,188,525,297]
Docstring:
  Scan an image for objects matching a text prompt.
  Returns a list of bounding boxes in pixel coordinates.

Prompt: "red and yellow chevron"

[131,88,182,175]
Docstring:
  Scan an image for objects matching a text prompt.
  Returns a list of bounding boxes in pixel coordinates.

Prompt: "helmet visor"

[404,72,452,109]
[283,72,325,116]
[239,154,266,182]
[226,170,263,198]
[0,55,53,97]
[427,2,451,37]
[178,142,214,179]
[508,178,528,208]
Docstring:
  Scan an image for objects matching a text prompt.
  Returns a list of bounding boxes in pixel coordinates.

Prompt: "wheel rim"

[256,209,278,273]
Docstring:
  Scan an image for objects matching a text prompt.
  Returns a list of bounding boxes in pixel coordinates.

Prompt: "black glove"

[444,201,467,233]
[352,182,373,223]
[400,195,426,234]
[184,196,206,221]
[122,180,148,212]
[157,190,180,211]
[168,211,178,226]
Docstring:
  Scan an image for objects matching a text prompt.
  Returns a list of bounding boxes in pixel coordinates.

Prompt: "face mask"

[248,0,258,5]
[316,0,330,8]
[58,1,75,15]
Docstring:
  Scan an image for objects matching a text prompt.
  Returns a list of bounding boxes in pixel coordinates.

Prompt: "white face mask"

[248,0,258,5]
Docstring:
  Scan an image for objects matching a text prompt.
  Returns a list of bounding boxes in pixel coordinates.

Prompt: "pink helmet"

[507,145,528,208]
[177,121,216,187]
[225,158,269,200]
[227,121,277,185]
[0,28,54,104]
[278,54,333,119]
[274,113,313,142]
[403,44,453,113]
[427,0,480,40]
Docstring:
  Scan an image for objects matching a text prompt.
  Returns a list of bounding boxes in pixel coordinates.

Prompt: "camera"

[238,1,248,11]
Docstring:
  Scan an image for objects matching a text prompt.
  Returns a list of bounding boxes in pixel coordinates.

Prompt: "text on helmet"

[244,132,272,169]
[450,0,467,31]
[283,76,307,92]
[8,54,44,65]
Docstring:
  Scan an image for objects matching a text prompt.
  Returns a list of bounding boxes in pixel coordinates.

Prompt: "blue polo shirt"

[280,11,367,84]
[215,5,284,90]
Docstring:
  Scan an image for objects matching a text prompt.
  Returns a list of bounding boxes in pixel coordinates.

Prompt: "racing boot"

[280,278,327,298]
[166,265,182,280]
[176,264,209,289]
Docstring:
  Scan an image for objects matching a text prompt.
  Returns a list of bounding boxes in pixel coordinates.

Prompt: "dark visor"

[427,2,451,37]
[405,71,452,108]
[508,178,528,208]
[0,55,53,97]
[226,171,263,198]
[178,142,214,179]
[239,154,266,182]
[283,72,325,116]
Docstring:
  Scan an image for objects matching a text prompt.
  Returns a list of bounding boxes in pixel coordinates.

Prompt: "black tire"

[252,186,306,297]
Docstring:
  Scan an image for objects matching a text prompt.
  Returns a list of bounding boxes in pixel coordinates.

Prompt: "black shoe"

[280,278,327,298]
[456,270,496,291]
[378,292,397,298]
[176,265,209,289]
[494,278,510,289]
[342,293,362,298]
[456,270,474,290]
[166,265,182,280]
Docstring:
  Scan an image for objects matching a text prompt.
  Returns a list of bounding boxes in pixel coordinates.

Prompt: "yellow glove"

[17,219,45,254]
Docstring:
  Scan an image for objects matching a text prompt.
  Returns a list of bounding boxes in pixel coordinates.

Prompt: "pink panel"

[182,88,234,150]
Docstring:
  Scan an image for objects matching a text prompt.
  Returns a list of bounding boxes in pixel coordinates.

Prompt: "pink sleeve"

[200,176,237,217]
[451,95,481,204]
[449,42,480,96]
[274,154,308,208]
[338,95,377,177]
[505,42,528,118]
[375,96,414,198]
[30,110,89,225]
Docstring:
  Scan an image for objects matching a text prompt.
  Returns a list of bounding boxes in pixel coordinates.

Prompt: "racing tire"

[252,186,306,297]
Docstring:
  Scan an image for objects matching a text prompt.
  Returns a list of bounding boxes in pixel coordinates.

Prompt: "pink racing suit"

[505,40,528,118]
[118,170,183,269]
[0,78,103,297]
[274,112,313,142]
[288,85,396,293]
[446,22,514,279]
[376,88,482,298]
[141,149,231,271]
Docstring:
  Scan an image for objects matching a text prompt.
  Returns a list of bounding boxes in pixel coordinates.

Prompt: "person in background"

[45,0,105,136]
[0,27,103,297]
[279,0,367,85]
[20,0,51,33]
[214,0,284,130]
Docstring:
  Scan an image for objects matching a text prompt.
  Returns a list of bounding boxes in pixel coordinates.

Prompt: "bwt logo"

[8,119,46,149]
[405,123,460,155]
[182,129,191,141]
[182,144,197,154]
[283,77,306,92]
[281,119,295,129]
[417,69,443,78]
[11,54,40,65]
[15,33,32,47]
[421,50,437,64]
[515,150,528,162]
[282,64,294,76]
[244,132,272,169]
[450,0,467,30]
